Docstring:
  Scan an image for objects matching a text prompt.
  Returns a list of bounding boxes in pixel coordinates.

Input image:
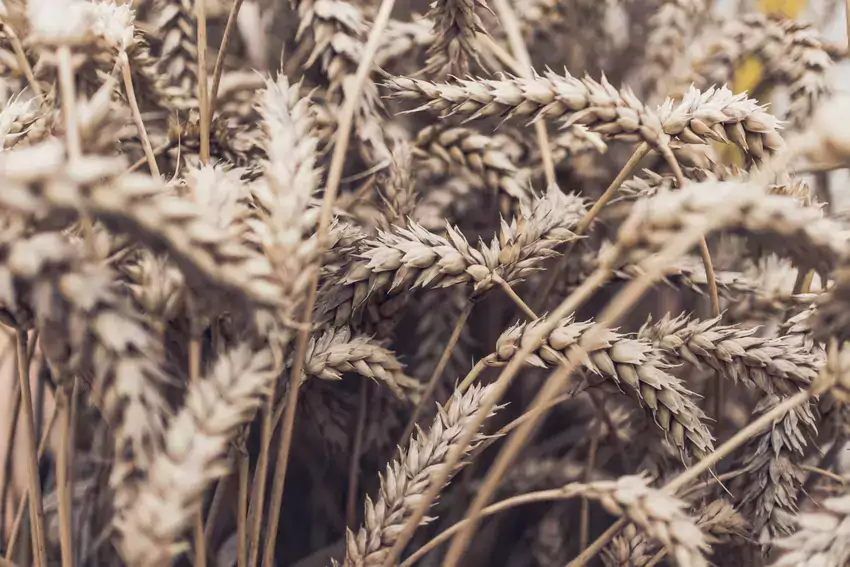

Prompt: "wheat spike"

[772,492,850,566]
[302,326,421,401]
[385,74,783,160]
[492,315,714,459]
[114,344,275,567]
[424,0,490,77]
[342,383,502,566]
[642,314,820,395]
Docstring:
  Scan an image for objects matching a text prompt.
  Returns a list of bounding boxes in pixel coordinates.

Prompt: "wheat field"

[0,0,848,565]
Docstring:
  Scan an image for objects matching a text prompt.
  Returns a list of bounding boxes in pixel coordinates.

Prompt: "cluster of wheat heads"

[3,0,850,565]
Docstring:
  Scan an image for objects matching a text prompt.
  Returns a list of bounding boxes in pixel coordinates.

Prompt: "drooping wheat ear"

[301,326,421,402]
[423,0,489,77]
[491,316,714,459]
[375,17,435,70]
[641,313,820,396]
[772,492,850,566]
[415,125,534,207]
[294,0,390,164]
[342,383,502,566]
[0,141,282,310]
[604,498,747,566]
[611,180,850,277]
[115,344,275,567]
[385,74,783,161]
[642,0,708,100]
[0,232,170,488]
[731,394,818,543]
[317,186,585,325]
[149,0,197,109]
[563,475,710,567]
[692,13,831,127]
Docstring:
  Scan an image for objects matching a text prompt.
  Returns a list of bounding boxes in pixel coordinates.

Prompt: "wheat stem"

[6,28,41,99]
[237,443,249,567]
[579,435,599,551]
[121,53,161,178]
[3,405,55,562]
[14,330,45,567]
[260,0,397,563]
[491,0,555,186]
[493,274,537,320]
[565,517,628,567]
[346,380,369,529]
[534,142,651,312]
[247,399,271,567]
[197,0,211,164]
[399,301,474,446]
[56,386,73,567]
[210,0,245,111]
[189,317,206,567]
[0,375,21,550]
[56,46,80,161]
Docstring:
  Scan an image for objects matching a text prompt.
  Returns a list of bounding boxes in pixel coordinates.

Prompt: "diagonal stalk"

[121,53,160,178]
[210,0,245,111]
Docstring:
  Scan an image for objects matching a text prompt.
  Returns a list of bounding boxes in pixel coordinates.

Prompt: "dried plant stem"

[400,488,578,566]
[456,355,496,396]
[346,380,369,528]
[3,406,56,562]
[6,28,41,99]
[491,0,555,186]
[400,302,474,446]
[14,330,45,567]
[662,147,720,317]
[238,446,249,567]
[210,0,245,111]
[247,399,271,567]
[0,377,21,546]
[189,323,206,567]
[261,0,397,563]
[127,142,171,173]
[56,46,81,160]
[565,518,628,567]
[535,143,651,312]
[579,435,599,551]
[442,224,717,567]
[203,462,231,544]
[56,387,72,567]
[197,0,211,164]
[121,53,161,178]
[493,274,537,320]
[382,268,612,567]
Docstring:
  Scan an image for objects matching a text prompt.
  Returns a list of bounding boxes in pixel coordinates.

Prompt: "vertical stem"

[14,330,45,567]
[346,381,369,528]
[210,0,245,111]
[196,0,211,164]
[260,0,397,563]
[4,406,57,562]
[237,440,250,567]
[189,311,206,567]
[56,46,80,160]
[121,53,161,178]
[578,435,598,551]
[0,378,21,546]
[56,387,73,567]
[247,400,272,567]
